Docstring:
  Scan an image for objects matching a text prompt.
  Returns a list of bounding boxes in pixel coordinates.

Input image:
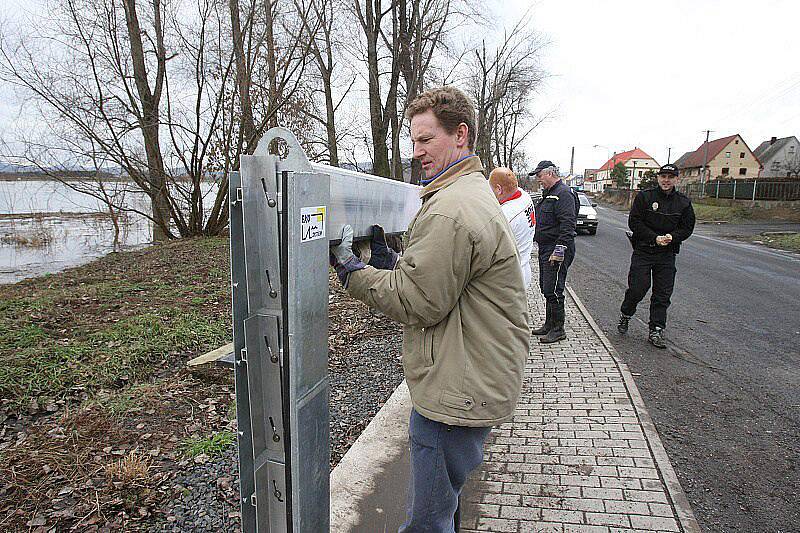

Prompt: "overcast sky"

[1,0,799,175]
[507,0,800,174]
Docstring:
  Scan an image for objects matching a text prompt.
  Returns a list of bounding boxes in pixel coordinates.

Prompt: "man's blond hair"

[489,167,519,193]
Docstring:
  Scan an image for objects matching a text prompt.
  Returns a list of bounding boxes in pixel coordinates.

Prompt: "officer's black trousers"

[620,250,676,330]
[538,243,575,306]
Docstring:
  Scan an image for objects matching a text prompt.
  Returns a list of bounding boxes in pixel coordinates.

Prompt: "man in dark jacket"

[617,163,696,348]
[530,160,578,343]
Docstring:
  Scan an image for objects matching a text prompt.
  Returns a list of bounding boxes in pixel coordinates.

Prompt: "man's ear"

[456,123,469,148]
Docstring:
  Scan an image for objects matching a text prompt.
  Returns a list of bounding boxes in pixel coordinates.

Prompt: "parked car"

[576,193,598,235]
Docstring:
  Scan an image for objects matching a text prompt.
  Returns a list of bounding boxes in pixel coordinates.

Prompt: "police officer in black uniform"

[617,163,696,348]
[530,160,578,344]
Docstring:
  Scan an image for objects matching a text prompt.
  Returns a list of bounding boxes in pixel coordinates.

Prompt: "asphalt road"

[565,204,800,533]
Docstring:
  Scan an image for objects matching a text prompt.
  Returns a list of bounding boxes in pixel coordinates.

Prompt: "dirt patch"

[1,237,402,531]
[1,369,235,531]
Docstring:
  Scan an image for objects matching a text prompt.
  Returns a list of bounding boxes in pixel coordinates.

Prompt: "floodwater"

[0,179,216,284]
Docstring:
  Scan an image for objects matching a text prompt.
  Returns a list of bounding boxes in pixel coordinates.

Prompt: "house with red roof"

[674,134,761,182]
[594,148,659,191]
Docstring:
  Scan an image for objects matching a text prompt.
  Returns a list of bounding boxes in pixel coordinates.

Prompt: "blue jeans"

[399,410,492,533]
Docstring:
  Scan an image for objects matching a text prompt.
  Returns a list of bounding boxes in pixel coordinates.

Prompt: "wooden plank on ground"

[188,342,234,367]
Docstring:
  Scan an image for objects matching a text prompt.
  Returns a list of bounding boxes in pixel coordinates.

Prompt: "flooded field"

[0,179,216,284]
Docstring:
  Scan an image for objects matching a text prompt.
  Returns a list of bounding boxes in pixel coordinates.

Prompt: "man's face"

[657,173,678,191]
[410,109,469,178]
[537,169,559,189]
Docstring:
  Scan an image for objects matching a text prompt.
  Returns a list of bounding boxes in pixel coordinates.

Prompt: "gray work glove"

[329,225,365,287]
[548,244,567,265]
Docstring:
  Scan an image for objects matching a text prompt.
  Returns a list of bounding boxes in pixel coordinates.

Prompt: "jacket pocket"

[422,327,434,367]
[536,201,557,229]
[440,391,475,411]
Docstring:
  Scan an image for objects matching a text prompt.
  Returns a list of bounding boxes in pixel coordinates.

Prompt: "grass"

[0,237,232,413]
[692,199,800,223]
[182,430,236,457]
[104,450,152,485]
[692,202,754,222]
[752,233,800,252]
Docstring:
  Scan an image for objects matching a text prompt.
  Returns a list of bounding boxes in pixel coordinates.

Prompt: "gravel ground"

[147,332,404,532]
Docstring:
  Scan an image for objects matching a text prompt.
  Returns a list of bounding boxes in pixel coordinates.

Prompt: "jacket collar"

[542,179,563,196]
[419,155,484,199]
[656,186,676,199]
[499,189,522,205]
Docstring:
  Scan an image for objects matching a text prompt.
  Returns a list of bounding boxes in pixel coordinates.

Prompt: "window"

[721,167,729,175]
[789,146,796,156]
[740,152,745,158]
[638,170,643,177]
[771,161,781,171]
[735,139,739,144]
[739,168,747,175]
[725,151,731,158]
[627,170,632,176]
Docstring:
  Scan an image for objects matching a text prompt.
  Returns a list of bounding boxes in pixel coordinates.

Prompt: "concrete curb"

[329,381,411,531]
[566,285,702,533]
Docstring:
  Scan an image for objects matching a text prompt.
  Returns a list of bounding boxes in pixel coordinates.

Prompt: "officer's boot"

[540,298,566,343]
[648,326,667,349]
[617,313,631,334]
[531,299,553,336]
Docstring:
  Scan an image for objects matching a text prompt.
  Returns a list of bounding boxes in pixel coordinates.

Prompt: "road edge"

[566,285,702,533]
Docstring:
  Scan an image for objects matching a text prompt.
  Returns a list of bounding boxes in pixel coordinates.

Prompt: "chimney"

[770,136,777,145]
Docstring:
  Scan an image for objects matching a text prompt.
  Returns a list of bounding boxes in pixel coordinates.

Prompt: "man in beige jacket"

[330,86,529,532]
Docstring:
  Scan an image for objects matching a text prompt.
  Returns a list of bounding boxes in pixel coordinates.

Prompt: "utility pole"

[700,130,712,198]
[667,147,672,164]
[569,146,575,176]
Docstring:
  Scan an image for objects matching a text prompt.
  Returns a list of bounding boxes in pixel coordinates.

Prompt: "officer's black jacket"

[629,186,695,254]
[534,179,577,247]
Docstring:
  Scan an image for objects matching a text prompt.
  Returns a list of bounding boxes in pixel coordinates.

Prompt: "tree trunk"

[228,0,255,156]
[123,0,171,241]
[265,0,279,130]
[322,66,339,166]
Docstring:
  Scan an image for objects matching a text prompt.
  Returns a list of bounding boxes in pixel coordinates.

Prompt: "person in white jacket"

[489,167,535,286]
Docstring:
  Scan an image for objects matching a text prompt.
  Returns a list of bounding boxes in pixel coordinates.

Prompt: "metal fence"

[680,179,800,201]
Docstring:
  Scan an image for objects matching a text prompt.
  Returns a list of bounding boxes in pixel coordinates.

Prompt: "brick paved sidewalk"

[460,279,700,533]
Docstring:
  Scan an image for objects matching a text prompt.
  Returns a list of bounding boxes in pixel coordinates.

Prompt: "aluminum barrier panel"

[230,128,421,532]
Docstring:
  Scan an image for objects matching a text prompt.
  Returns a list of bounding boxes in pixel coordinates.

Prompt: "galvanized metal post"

[733,179,737,200]
[752,179,757,202]
[716,180,720,199]
[230,128,421,533]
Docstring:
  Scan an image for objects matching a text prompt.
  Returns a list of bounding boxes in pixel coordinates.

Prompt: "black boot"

[617,313,631,334]
[532,300,553,335]
[540,298,566,343]
[648,327,667,349]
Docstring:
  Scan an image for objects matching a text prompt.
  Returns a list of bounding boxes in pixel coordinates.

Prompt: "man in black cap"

[530,160,579,343]
[617,163,695,348]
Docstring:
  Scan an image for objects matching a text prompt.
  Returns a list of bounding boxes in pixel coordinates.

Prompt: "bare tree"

[391,0,453,182]
[467,14,547,172]
[352,0,400,178]
[1,0,322,239]
[225,0,319,159]
[293,0,361,166]
[122,0,172,240]
[0,0,178,239]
